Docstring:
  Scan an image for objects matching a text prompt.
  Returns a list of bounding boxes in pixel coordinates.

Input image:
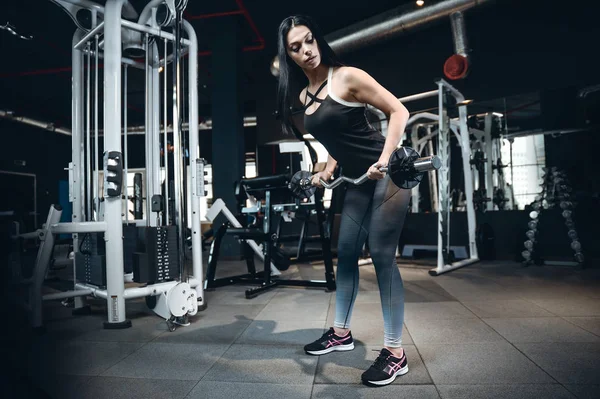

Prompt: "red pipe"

[234,0,265,47]
[187,0,265,56]
[0,64,106,79]
[186,10,244,20]
[504,100,541,115]
[40,39,71,57]
[243,44,265,52]
[0,67,73,78]
[0,65,103,79]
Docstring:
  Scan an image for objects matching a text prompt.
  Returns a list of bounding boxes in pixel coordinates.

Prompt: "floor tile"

[187,381,312,399]
[461,299,554,318]
[101,342,230,380]
[514,343,600,384]
[484,317,600,343]
[201,344,318,384]
[437,384,575,399]
[405,318,505,344]
[418,342,554,384]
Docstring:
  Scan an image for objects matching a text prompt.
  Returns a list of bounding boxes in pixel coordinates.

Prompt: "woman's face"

[286,25,320,70]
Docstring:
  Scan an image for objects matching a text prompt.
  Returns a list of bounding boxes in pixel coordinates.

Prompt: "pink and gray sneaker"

[304,327,355,355]
[361,348,409,386]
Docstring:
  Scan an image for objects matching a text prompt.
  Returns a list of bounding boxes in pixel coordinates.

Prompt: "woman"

[276,15,412,387]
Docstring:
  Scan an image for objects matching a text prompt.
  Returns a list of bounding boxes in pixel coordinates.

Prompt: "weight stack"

[122,223,138,274]
[75,233,107,287]
[132,226,179,283]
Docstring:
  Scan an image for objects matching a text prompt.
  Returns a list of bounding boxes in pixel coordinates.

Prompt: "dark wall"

[400,207,599,263]
[543,127,600,197]
[1,121,71,230]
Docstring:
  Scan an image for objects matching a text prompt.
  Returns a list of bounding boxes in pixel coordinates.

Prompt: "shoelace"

[372,350,392,370]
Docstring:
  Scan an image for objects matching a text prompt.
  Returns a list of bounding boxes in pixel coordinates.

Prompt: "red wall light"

[443,54,469,80]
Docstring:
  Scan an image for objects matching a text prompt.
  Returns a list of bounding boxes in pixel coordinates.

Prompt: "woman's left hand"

[367,161,386,180]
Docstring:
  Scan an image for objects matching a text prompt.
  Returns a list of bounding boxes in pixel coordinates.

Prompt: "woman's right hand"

[311,170,333,188]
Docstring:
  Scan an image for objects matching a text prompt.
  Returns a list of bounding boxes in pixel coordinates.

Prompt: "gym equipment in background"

[521,167,585,267]
[11,0,205,332]
[205,174,336,299]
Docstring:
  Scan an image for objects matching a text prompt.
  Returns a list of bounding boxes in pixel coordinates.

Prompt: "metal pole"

[152,41,161,227]
[183,20,204,304]
[86,42,92,221]
[458,103,478,259]
[483,113,494,211]
[103,0,128,327]
[450,11,469,57]
[145,32,152,225]
[163,37,169,225]
[398,90,439,103]
[124,64,129,223]
[410,125,421,213]
[121,19,191,45]
[94,33,100,219]
[436,82,450,273]
[326,0,492,55]
[83,47,145,69]
[73,21,105,49]
[43,289,94,301]
[504,98,516,209]
[427,133,439,212]
[0,111,71,135]
[172,10,186,279]
[71,29,87,311]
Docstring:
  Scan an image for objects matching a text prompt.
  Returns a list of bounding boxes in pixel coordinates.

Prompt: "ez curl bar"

[288,147,442,199]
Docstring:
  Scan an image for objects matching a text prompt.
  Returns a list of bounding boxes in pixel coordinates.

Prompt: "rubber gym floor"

[2,257,599,399]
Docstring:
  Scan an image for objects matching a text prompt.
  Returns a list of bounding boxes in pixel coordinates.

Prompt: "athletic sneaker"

[361,348,409,386]
[304,327,355,355]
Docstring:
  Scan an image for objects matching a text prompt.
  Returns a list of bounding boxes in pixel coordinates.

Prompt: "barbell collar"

[414,155,442,172]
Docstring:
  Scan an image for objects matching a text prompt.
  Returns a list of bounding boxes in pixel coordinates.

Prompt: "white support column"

[427,133,439,212]
[103,0,129,328]
[435,83,451,274]
[151,42,162,226]
[459,104,479,260]
[431,80,479,275]
[172,13,186,280]
[183,21,205,306]
[483,113,494,211]
[410,125,421,213]
[71,29,88,311]
[144,33,154,225]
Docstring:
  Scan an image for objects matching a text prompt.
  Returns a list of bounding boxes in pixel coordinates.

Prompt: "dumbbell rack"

[521,167,585,266]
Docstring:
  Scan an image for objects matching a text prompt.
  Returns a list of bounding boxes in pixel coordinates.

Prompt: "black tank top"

[304,67,385,178]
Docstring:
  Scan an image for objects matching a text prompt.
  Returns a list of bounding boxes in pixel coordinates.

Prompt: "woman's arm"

[324,154,338,177]
[311,154,338,187]
[341,67,410,167]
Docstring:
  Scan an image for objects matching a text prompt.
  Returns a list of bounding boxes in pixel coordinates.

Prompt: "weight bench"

[205,174,336,299]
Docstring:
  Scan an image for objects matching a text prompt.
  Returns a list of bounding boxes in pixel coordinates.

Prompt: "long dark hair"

[276,15,343,136]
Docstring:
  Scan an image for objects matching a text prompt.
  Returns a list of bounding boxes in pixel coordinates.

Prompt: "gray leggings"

[333,175,411,348]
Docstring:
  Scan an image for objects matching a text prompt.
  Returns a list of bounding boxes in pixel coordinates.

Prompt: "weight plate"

[288,170,316,200]
[388,147,423,189]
